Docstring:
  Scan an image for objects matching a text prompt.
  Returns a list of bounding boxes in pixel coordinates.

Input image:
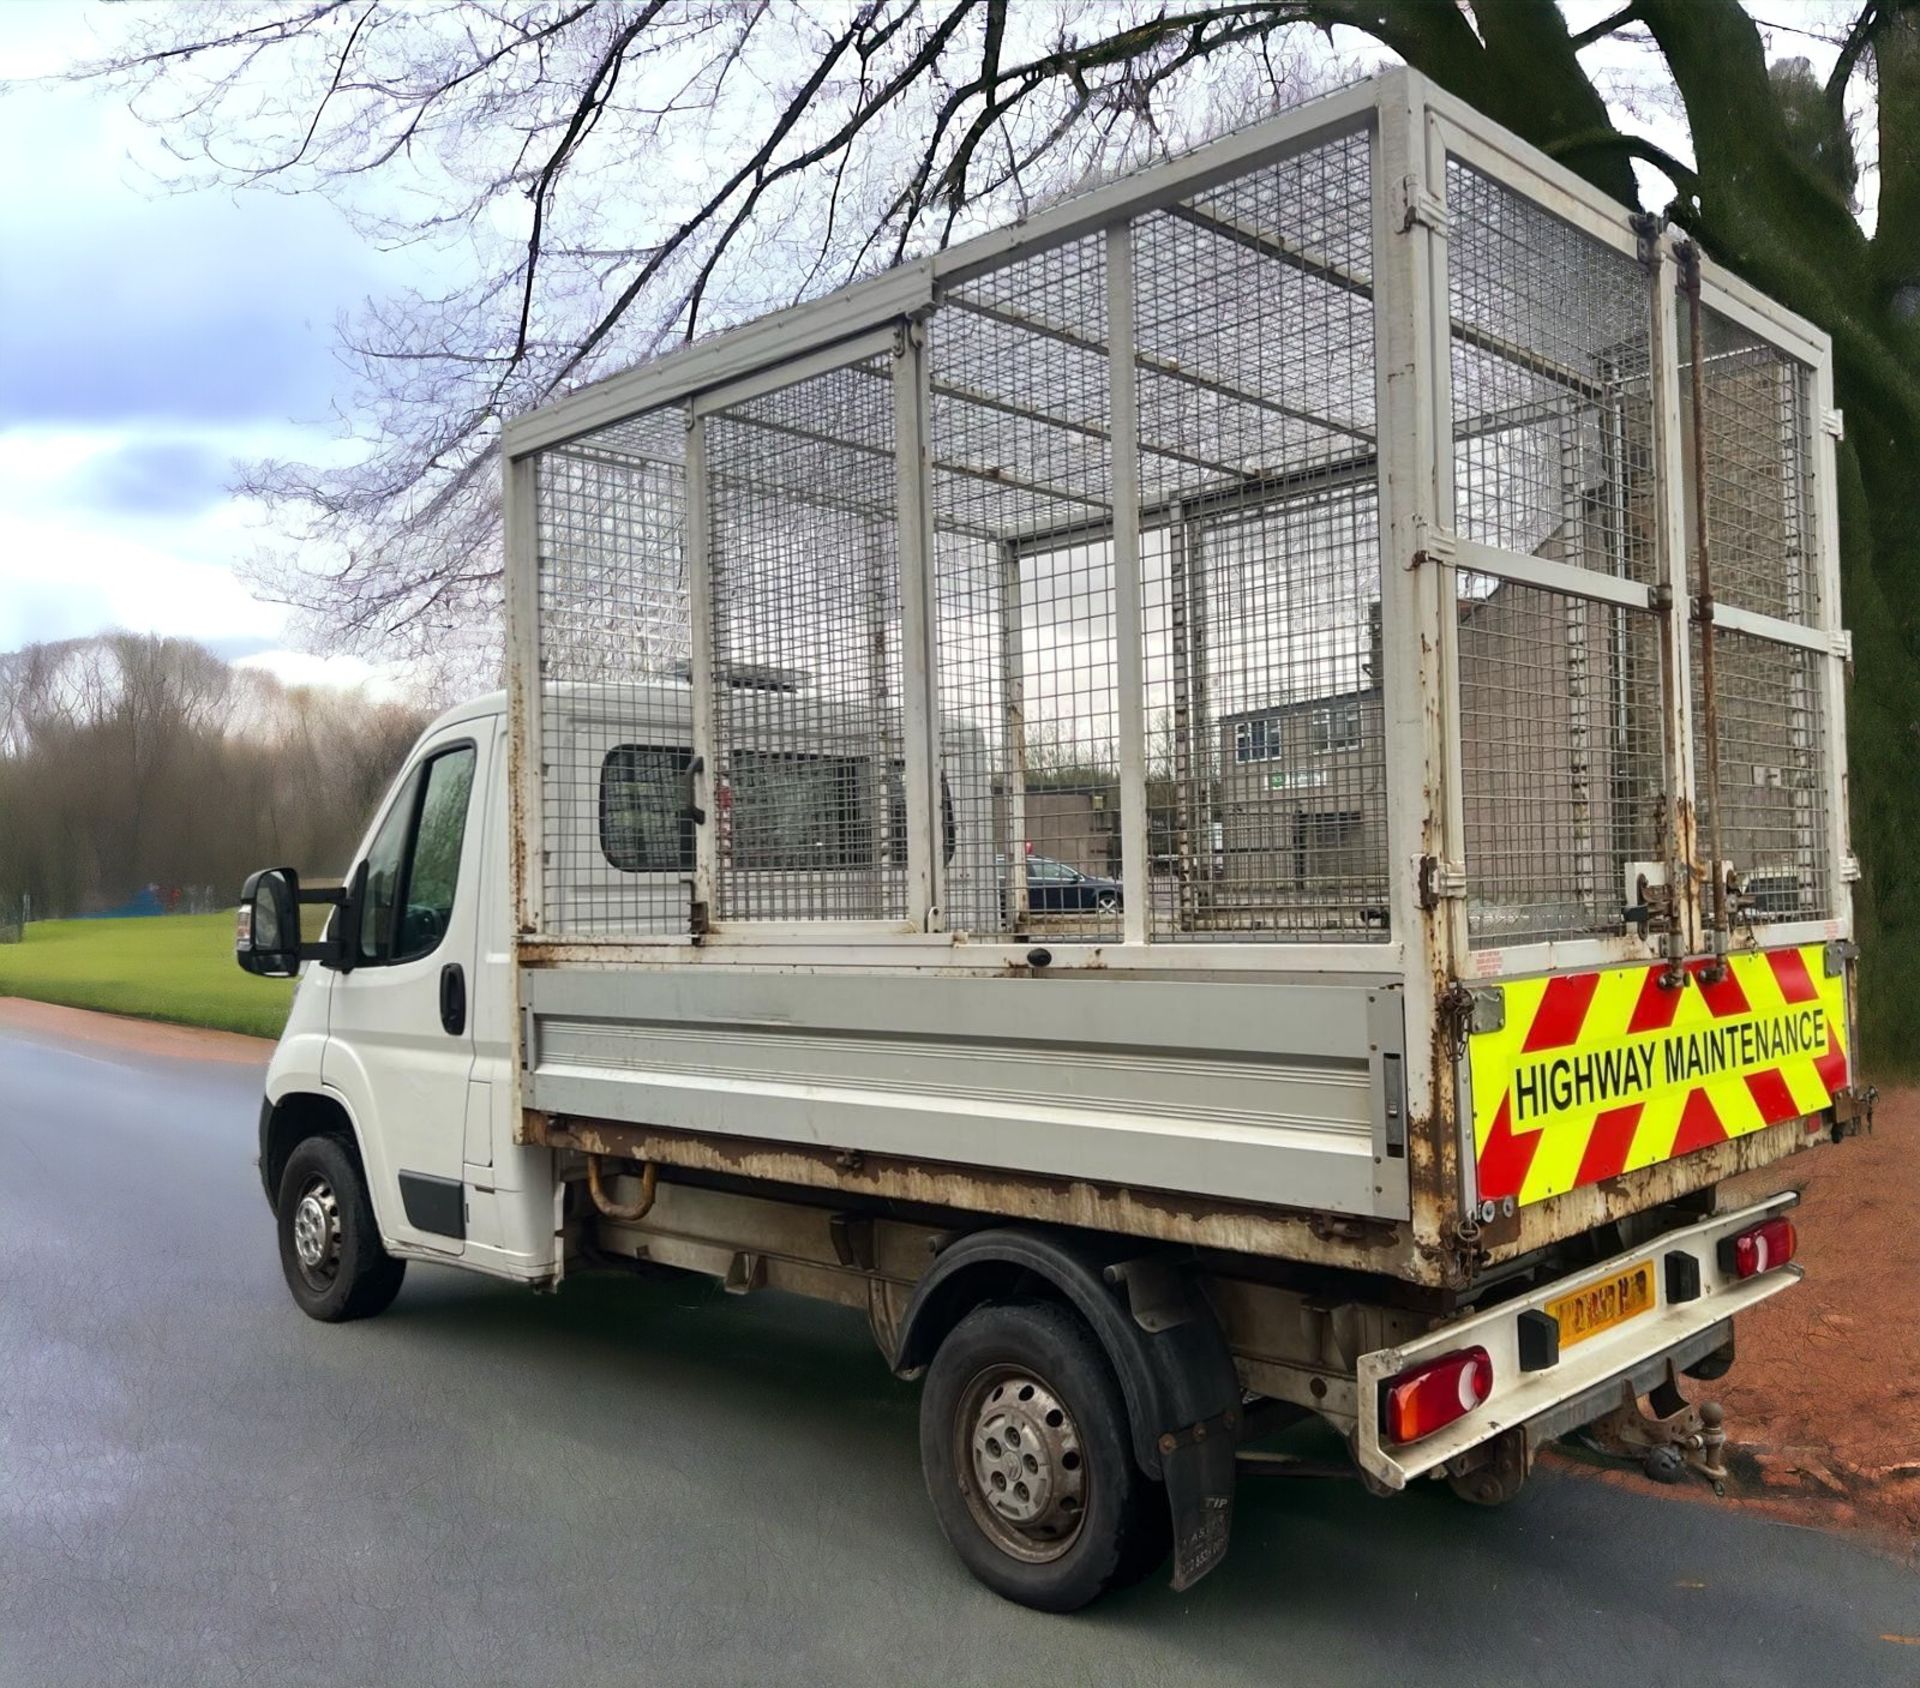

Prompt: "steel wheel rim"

[954,1364,1088,1564]
[291,1175,342,1289]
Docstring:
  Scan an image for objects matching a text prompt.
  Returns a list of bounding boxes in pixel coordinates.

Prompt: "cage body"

[504,71,1854,1286]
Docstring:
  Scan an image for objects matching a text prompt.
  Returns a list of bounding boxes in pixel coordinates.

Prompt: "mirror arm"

[293,887,347,969]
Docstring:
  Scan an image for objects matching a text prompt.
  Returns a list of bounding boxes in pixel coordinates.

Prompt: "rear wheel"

[276,1135,406,1323]
[919,1301,1159,1611]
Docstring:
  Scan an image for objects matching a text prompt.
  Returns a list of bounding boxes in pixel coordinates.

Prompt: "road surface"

[2,1007,1916,1687]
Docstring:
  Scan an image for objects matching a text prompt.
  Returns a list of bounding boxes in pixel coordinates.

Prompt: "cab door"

[321,731,486,1255]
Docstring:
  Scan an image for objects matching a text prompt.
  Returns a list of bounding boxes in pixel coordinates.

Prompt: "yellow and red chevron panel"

[1469,945,1848,1209]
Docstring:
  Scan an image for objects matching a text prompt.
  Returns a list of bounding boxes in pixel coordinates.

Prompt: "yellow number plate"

[1546,1258,1657,1349]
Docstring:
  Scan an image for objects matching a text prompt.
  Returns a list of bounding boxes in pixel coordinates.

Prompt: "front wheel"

[276,1135,406,1323]
[919,1301,1160,1611]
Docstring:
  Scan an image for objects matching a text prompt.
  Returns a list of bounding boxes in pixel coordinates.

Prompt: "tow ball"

[1579,1363,1730,1494]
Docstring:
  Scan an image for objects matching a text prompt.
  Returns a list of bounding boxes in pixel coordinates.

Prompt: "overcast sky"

[0,1,1868,697]
[0,0,412,690]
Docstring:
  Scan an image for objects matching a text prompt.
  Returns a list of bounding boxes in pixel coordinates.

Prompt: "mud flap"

[1164,1426,1238,1590]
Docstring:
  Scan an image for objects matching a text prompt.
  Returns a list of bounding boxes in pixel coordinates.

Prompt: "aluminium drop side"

[501,68,1860,1290]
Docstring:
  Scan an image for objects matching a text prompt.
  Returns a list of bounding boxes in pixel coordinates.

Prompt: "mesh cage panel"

[1446,158,1667,949]
[1447,161,1656,581]
[1458,577,1665,947]
[534,404,694,936]
[1693,625,1830,924]
[1680,305,1818,624]
[705,355,906,923]
[1132,129,1384,940]
[929,236,1121,941]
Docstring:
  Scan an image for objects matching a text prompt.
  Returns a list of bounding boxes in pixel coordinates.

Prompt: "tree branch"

[1826,0,1885,115]
[1543,127,1699,197]
[1571,5,1643,50]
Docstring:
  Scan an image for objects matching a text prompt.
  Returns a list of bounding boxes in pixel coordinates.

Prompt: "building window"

[1293,808,1367,881]
[1234,716,1280,763]
[1309,700,1363,755]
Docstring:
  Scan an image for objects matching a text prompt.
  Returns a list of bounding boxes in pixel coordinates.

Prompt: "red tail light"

[1381,1346,1494,1445]
[1720,1216,1797,1280]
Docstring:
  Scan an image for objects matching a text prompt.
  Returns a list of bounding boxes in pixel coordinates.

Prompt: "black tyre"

[919,1301,1158,1612]
[276,1135,406,1323]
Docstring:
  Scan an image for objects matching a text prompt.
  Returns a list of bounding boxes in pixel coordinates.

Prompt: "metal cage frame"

[503,69,1852,1233]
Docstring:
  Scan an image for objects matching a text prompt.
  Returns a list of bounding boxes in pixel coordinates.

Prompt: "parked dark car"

[1017,854,1124,915]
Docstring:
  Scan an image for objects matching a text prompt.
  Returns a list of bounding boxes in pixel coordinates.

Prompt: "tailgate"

[1467,945,1849,1211]
[1355,1192,1801,1488]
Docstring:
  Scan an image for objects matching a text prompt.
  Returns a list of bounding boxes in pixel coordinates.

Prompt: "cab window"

[397,749,476,959]
[600,744,694,872]
[356,744,477,965]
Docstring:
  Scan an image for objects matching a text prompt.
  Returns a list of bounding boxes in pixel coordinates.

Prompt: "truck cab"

[252,693,557,1289]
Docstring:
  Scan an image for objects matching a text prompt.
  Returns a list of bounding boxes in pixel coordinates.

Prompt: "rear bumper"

[1355,1192,1798,1488]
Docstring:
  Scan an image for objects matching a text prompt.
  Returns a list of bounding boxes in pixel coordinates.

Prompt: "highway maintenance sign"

[1469,946,1849,1208]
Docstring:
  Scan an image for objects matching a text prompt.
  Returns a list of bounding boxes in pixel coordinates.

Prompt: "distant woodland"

[0,634,433,918]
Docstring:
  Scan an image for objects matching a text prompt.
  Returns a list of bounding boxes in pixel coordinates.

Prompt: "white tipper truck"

[234,71,1870,1610]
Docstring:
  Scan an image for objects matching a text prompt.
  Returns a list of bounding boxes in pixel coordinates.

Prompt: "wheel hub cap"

[966,1372,1085,1550]
[292,1183,339,1271]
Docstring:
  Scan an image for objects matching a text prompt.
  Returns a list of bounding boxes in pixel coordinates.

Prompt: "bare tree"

[0,634,433,916]
[59,2,1339,657]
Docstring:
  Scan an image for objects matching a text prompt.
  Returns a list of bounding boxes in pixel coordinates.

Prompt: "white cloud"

[233,648,412,697]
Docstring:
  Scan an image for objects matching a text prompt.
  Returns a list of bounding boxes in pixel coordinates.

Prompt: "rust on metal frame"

[529,1111,1446,1285]
[1498,1114,1814,1262]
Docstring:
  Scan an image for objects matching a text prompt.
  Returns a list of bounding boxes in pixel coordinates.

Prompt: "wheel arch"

[259,1089,369,1209]
[892,1228,1237,1483]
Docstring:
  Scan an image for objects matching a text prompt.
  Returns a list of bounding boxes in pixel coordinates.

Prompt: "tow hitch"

[1574,1362,1730,1493]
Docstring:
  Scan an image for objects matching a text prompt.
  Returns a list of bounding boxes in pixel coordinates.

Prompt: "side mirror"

[235,866,355,977]
[236,868,302,977]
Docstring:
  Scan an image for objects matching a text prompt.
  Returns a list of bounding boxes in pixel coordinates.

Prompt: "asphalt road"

[3,1015,1917,1688]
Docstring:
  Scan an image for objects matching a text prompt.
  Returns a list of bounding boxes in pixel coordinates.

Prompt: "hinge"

[1630,210,1664,270]
[1822,408,1846,441]
[1825,937,1859,974]
[1396,175,1449,235]
[1418,855,1467,909]
[1841,853,1862,884]
[1830,628,1854,662]
[1411,520,1457,570]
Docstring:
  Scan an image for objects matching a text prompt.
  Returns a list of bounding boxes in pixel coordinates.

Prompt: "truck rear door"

[1432,150,1853,1229]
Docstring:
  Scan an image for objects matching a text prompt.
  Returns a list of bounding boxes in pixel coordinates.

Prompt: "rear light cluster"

[1381,1345,1493,1445]
[1719,1216,1797,1280]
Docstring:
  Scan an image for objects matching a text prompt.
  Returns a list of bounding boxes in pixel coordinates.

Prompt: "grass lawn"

[0,914,295,1039]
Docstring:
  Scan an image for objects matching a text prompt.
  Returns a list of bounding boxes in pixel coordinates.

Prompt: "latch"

[1396,176,1449,235]
[1624,859,1676,936]
[1418,855,1467,909]
[1468,987,1505,1034]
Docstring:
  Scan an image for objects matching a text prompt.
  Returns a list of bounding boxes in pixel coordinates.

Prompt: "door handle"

[439,962,466,1037]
